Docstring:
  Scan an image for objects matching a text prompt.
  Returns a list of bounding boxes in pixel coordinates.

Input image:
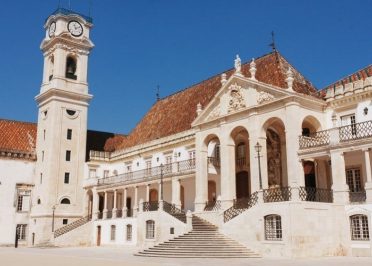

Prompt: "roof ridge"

[0,118,37,126]
[158,51,276,101]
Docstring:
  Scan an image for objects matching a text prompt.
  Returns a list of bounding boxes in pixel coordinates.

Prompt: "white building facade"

[1,8,372,258]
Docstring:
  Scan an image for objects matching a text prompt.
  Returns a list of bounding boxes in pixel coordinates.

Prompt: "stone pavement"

[1,247,372,266]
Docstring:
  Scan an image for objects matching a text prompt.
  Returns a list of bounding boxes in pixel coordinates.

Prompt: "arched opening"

[60,198,71,204]
[301,116,322,137]
[65,56,77,80]
[263,117,287,188]
[236,171,250,199]
[149,189,158,202]
[49,55,54,81]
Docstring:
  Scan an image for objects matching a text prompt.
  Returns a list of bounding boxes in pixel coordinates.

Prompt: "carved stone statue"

[228,83,246,113]
[234,54,241,74]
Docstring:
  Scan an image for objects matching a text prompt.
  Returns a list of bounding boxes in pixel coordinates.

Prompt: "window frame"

[126,224,132,241]
[146,220,155,239]
[67,129,72,140]
[66,150,71,161]
[264,214,282,241]
[110,225,116,241]
[16,224,27,241]
[350,214,370,241]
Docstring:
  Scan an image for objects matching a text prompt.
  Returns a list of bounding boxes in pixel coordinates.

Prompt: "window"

[127,165,132,172]
[40,173,43,184]
[42,151,44,162]
[43,129,46,140]
[37,198,41,205]
[146,161,152,176]
[341,114,356,135]
[188,151,195,167]
[350,215,369,241]
[65,56,77,80]
[126,224,132,241]
[62,219,68,225]
[214,144,220,161]
[16,224,27,240]
[16,190,31,212]
[89,169,96,179]
[264,215,282,241]
[165,155,172,173]
[60,198,70,204]
[103,170,109,178]
[110,225,116,241]
[64,172,70,184]
[346,168,362,192]
[67,129,72,140]
[66,150,71,161]
[146,220,155,239]
[237,143,246,159]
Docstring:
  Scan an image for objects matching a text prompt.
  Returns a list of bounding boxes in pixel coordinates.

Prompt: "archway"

[236,171,250,198]
[301,116,322,137]
[149,189,158,202]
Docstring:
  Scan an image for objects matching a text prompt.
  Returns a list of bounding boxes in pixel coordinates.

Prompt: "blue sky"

[0,0,371,134]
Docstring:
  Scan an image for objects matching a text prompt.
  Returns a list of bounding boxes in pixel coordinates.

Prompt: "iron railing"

[263,187,292,202]
[349,190,366,203]
[204,200,221,211]
[339,120,372,142]
[207,157,220,168]
[143,201,159,212]
[163,201,186,223]
[126,209,133,217]
[224,192,259,223]
[299,187,333,203]
[299,130,330,149]
[54,215,92,238]
[97,159,195,186]
[97,212,103,219]
[116,209,123,218]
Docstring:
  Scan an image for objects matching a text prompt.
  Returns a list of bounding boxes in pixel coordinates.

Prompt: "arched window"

[49,56,54,81]
[350,215,369,240]
[60,198,70,204]
[110,225,116,241]
[37,198,41,205]
[65,56,77,80]
[264,215,282,241]
[146,220,155,239]
[126,224,132,241]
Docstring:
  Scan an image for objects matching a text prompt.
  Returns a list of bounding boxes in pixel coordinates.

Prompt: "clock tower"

[29,8,94,245]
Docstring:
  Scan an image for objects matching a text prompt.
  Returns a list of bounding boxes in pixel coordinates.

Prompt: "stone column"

[92,188,99,220]
[220,141,236,209]
[172,178,181,209]
[330,151,349,204]
[112,190,118,218]
[158,181,163,201]
[195,135,208,211]
[133,186,138,217]
[363,148,372,203]
[122,187,128,218]
[103,191,108,219]
[146,184,150,202]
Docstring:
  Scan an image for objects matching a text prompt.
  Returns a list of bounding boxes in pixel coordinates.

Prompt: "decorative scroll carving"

[266,128,282,187]
[228,83,246,113]
[257,91,275,105]
[208,105,221,119]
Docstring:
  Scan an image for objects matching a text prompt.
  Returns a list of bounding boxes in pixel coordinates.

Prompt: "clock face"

[67,21,83,37]
[49,22,56,37]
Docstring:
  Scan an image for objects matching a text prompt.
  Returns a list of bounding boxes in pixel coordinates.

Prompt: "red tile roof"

[320,64,372,97]
[0,119,37,156]
[113,51,318,151]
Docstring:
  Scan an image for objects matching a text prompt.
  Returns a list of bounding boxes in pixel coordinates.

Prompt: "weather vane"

[269,31,277,52]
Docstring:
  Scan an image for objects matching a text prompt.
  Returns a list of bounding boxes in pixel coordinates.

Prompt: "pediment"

[193,75,288,125]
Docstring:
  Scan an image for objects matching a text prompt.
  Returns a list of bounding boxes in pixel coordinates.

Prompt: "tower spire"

[269,31,277,52]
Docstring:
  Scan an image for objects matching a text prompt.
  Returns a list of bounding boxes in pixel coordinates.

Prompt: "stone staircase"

[54,215,91,238]
[136,215,260,258]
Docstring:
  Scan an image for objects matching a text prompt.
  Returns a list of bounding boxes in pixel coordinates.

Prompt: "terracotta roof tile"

[0,119,37,154]
[114,51,318,151]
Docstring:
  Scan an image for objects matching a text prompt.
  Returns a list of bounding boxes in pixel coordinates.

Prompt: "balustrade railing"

[299,130,330,149]
[299,187,333,203]
[97,212,103,220]
[207,157,220,168]
[204,200,221,211]
[106,210,113,219]
[339,120,372,142]
[97,159,195,186]
[224,192,259,223]
[126,209,133,217]
[349,190,366,203]
[163,201,186,223]
[263,187,292,202]
[143,201,159,212]
[116,209,123,218]
[299,120,372,150]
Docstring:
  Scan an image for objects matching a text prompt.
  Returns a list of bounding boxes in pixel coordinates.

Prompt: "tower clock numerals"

[68,21,83,37]
[48,22,56,37]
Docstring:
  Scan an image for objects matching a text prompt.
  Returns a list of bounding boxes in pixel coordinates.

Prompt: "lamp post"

[160,164,164,201]
[254,142,263,190]
[52,205,56,232]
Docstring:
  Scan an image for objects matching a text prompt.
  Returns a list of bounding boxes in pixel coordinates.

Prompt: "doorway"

[149,189,158,202]
[304,161,316,188]
[96,226,101,246]
[236,171,249,198]
[208,181,216,202]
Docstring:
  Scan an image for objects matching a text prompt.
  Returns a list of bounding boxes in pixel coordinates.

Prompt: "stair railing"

[163,201,186,223]
[54,215,92,238]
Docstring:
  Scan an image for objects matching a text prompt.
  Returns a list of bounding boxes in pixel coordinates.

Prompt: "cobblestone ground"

[1,247,372,266]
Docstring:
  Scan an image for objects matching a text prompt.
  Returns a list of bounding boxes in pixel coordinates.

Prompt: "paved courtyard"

[1,247,372,266]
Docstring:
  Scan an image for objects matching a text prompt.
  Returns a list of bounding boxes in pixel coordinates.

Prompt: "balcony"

[207,157,220,168]
[299,187,333,203]
[299,120,372,150]
[349,189,366,203]
[97,159,195,186]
